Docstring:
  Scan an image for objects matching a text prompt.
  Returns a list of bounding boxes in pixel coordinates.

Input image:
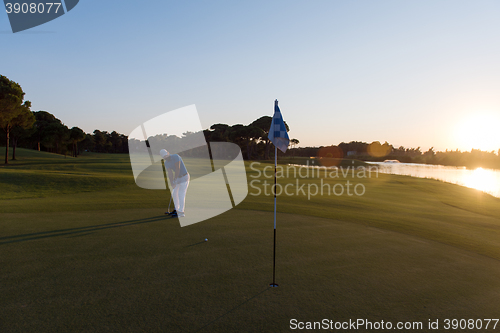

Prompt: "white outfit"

[172,173,190,214]
[161,150,189,216]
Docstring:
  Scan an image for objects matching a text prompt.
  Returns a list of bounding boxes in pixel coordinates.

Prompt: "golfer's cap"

[160,149,169,159]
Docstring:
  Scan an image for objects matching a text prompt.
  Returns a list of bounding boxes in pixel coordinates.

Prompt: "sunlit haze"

[454,112,500,152]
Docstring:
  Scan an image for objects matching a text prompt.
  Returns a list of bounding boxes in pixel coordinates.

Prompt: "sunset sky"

[2,0,500,152]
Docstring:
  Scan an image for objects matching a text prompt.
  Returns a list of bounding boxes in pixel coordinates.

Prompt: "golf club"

[165,195,172,215]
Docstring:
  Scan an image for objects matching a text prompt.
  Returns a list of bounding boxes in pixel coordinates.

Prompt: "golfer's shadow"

[0,215,165,245]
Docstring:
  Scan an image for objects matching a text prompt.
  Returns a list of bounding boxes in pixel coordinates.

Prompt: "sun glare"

[454,112,500,152]
[463,167,498,195]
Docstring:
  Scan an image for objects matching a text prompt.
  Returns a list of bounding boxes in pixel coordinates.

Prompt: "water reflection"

[463,167,500,196]
[371,162,500,198]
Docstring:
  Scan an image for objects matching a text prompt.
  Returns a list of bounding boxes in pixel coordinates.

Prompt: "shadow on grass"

[0,216,166,245]
[186,241,208,247]
[192,287,271,333]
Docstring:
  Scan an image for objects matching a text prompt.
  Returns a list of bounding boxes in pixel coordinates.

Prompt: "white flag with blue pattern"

[268,100,290,153]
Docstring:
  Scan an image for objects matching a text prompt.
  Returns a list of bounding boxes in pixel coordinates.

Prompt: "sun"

[454,112,500,152]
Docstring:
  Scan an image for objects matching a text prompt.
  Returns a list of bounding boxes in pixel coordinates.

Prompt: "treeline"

[131,116,298,161]
[2,74,303,164]
[289,141,500,169]
[202,117,298,160]
[0,110,129,158]
[1,75,129,164]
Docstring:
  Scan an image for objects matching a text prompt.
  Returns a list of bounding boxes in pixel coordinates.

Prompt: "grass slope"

[1,148,500,332]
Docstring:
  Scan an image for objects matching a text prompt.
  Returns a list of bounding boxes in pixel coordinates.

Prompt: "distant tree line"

[0,75,33,164]
[1,109,301,163]
[288,141,500,169]
[0,75,131,164]
[130,116,298,161]
[0,109,129,160]
[1,75,301,164]
[202,117,298,160]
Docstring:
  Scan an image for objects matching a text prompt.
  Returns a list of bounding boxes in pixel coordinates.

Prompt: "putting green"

[1,208,500,332]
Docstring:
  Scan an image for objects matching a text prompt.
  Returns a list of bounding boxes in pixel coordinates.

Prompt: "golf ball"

[205,238,208,242]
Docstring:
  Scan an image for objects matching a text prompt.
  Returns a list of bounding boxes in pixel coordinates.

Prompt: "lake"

[369,162,500,198]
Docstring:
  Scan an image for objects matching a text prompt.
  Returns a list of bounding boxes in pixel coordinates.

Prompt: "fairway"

[1,149,500,332]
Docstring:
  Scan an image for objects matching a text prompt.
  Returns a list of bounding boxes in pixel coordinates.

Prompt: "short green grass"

[1,148,500,332]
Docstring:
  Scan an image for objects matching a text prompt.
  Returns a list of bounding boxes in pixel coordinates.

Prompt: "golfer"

[160,149,189,217]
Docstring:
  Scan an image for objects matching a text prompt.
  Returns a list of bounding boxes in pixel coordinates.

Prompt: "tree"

[80,133,95,152]
[108,131,129,153]
[118,133,128,153]
[70,127,86,157]
[209,124,230,142]
[10,108,35,160]
[43,121,69,154]
[0,75,30,164]
[93,130,109,152]
[245,126,264,160]
[338,141,369,156]
[250,116,273,159]
[290,138,299,158]
[32,111,59,151]
[367,141,392,159]
[227,124,263,160]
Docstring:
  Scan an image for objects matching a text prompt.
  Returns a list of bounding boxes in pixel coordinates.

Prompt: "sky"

[2,0,500,152]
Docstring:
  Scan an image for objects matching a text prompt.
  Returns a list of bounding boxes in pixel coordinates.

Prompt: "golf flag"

[268,100,290,153]
[269,99,288,288]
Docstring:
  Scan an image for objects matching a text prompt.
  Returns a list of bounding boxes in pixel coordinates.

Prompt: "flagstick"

[270,145,279,287]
